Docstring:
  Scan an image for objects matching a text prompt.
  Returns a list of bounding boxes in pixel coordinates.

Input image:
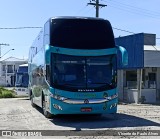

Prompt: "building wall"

[144,51,160,67]
[115,33,144,69]
[115,33,156,69]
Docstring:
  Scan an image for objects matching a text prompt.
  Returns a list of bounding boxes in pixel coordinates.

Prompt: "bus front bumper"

[49,98,118,115]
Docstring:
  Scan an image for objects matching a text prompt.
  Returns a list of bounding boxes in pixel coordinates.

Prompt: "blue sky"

[0,0,160,59]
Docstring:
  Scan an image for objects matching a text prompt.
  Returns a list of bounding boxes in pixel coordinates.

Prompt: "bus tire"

[42,98,53,118]
[31,94,36,107]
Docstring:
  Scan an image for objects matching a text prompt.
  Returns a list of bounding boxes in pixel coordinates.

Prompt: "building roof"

[144,45,160,51]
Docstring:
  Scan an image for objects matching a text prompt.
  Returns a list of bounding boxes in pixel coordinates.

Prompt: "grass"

[0,87,16,98]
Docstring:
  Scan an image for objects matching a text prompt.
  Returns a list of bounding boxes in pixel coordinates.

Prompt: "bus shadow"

[49,113,160,129]
[32,104,160,129]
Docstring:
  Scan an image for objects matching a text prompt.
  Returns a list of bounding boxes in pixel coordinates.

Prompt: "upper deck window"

[50,18,115,49]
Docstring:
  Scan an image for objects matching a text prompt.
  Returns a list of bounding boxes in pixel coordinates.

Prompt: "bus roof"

[51,16,106,21]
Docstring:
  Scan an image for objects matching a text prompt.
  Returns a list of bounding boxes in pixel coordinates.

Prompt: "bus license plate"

[81,107,92,112]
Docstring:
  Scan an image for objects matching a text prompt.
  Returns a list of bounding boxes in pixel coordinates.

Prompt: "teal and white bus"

[28,16,128,118]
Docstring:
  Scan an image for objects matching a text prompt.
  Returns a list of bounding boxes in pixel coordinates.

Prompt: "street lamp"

[0,43,10,58]
[0,49,15,59]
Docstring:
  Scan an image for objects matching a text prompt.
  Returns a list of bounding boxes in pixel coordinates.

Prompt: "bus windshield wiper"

[63,83,84,87]
[90,82,111,85]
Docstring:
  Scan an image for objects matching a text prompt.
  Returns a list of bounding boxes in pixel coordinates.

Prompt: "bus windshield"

[51,54,116,91]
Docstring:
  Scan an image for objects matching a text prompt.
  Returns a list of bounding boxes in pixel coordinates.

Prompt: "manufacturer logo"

[84,99,89,104]
[78,89,95,92]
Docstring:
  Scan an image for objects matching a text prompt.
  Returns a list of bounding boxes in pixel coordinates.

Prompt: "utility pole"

[88,0,107,17]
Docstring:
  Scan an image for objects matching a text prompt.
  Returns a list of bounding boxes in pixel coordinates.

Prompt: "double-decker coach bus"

[28,16,128,118]
[15,64,29,96]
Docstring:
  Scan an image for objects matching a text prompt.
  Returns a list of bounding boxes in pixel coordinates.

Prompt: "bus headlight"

[57,96,67,101]
[50,93,67,101]
[106,94,118,101]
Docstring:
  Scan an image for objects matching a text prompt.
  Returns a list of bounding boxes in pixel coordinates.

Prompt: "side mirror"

[117,46,128,66]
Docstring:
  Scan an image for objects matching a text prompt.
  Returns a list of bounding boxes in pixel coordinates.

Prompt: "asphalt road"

[0,98,160,139]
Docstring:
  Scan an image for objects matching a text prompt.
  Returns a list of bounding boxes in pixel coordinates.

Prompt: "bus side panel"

[28,27,46,107]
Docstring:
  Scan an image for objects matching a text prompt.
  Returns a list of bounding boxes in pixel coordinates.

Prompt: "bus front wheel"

[42,98,53,118]
[31,94,36,107]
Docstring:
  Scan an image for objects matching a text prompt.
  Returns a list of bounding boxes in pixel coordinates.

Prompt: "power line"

[0,27,42,29]
[112,27,160,41]
[0,25,160,40]
[84,6,95,16]
[75,5,88,15]
[113,27,135,34]
[75,5,95,16]
[102,0,160,20]
[103,0,160,16]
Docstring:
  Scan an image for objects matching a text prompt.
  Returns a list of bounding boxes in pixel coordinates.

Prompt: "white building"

[0,57,27,86]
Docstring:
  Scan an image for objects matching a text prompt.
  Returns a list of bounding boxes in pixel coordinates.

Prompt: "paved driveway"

[0,98,159,139]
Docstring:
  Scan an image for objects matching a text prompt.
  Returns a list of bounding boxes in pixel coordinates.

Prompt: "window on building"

[14,65,15,72]
[7,65,13,73]
[148,73,156,89]
[126,70,137,89]
[2,65,5,71]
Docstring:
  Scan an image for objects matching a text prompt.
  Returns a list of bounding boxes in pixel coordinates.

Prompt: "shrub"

[0,87,16,98]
